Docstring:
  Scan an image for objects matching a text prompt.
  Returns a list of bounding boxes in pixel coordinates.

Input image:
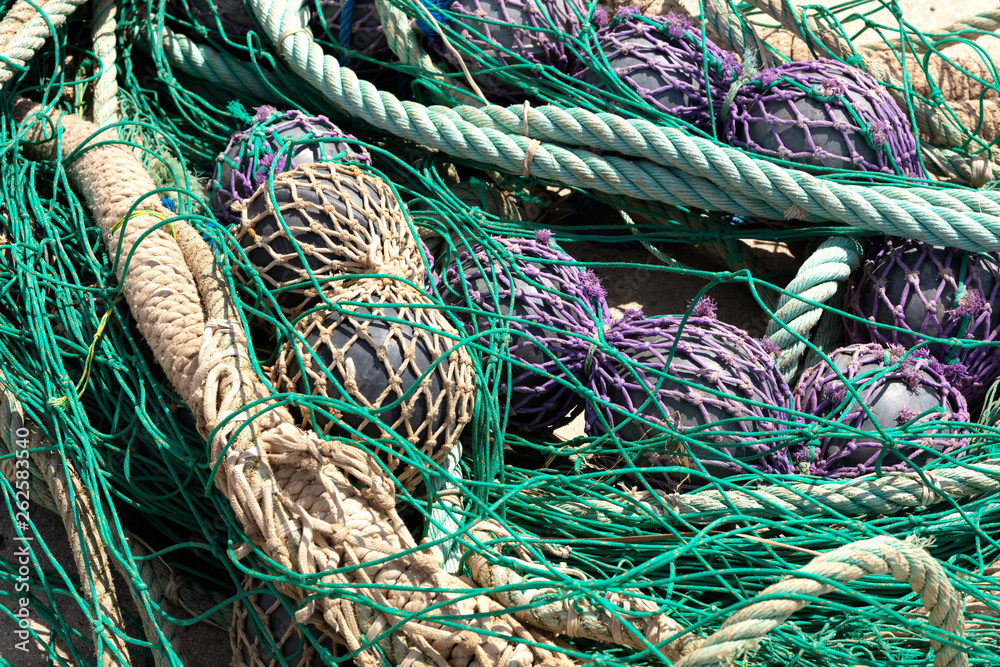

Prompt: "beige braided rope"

[14,98,584,667]
[0,0,52,51]
[0,380,133,666]
[865,7,1000,54]
[759,25,999,103]
[674,536,968,667]
[465,523,696,662]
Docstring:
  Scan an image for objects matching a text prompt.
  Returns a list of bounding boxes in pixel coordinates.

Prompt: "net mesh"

[5,0,1000,666]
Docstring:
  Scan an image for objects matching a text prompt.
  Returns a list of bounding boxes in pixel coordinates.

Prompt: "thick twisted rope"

[151,24,287,102]
[0,0,52,51]
[766,236,863,381]
[543,461,1000,525]
[91,0,119,130]
[866,7,1000,53]
[0,0,88,86]
[236,0,1000,256]
[465,523,697,662]
[673,536,968,667]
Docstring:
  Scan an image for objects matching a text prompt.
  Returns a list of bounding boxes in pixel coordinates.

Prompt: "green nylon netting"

[5,0,1000,665]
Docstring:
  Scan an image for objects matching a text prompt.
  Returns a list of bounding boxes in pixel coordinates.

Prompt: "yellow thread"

[49,293,126,408]
[109,209,176,238]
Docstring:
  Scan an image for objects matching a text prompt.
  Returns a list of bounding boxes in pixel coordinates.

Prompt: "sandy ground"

[3,0,999,665]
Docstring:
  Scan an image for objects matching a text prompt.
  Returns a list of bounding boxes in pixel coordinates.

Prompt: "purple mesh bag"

[580,9,741,131]
[585,303,795,489]
[723,59,925,178]
[845,236,1000,405]
[793,343,969,478]
[182,0,256,36]
[429,0,587,102]
[211,107,372,224]
[443,230,609,432]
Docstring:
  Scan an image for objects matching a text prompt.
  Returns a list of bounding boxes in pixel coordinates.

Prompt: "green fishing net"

[2,0,1000,666]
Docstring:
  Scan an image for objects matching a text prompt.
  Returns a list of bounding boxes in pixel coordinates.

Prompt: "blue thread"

[160,196,176,212]
[338,0,355,67]
[414,0,454,40]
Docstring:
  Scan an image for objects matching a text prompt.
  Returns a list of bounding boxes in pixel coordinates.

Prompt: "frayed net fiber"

[443,231,609,432]
[585,304,795,489]
[723,59,925,177]
[793,343,969,478]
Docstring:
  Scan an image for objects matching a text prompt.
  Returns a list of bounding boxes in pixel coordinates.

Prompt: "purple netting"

[723,59,925,178]
[793,343,969,478]
[585,304,795,489]
[182,0,256,36]
[443,231,609,432]
[845,236,1000,405]
[211,107,372,224]
[429,0,586,102]
[309,0,395,80]
[579,10,741,131]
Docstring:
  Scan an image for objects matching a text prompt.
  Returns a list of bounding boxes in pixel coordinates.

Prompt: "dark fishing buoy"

[232,163,425,315]
[585,303,795,489]
[443,231,608,432]
[793,343,969,477]
[723,59,924,177]
[273,280,476,491]
[581,9,741,131]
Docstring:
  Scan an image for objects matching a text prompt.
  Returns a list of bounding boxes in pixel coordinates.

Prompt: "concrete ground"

[2,0,998,665]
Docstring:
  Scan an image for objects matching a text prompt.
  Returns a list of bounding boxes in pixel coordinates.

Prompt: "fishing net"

[6,0,1000,667]
[233,162,425,315]
[272,278,477,493]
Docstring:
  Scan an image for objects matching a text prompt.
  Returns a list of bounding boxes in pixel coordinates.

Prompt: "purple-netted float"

[586,301,795,489]
[723,59,925,177]
[845,236,1000,405]
[582,8,741,131]
[443,230,609,432]
[793,343,969,478]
